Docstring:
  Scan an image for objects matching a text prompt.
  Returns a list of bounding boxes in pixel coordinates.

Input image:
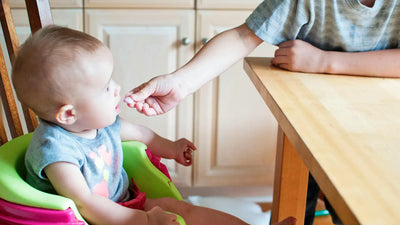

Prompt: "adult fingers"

[127,80,157,102]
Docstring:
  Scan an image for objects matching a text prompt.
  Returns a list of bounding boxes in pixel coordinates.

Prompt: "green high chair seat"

[0,133,185,224]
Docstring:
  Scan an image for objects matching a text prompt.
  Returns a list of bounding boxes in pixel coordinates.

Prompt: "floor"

[257,199,334,225]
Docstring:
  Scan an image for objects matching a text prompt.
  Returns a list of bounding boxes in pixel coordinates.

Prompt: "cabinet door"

[194,10,278,186]
[84,0,193,9]
[85,9,195,186]
[197,0,262,9]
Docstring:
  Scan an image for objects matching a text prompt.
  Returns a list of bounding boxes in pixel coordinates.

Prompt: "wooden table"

[244,57,400,225]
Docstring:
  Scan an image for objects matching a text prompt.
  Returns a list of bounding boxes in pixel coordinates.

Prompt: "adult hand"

[124,74,187,116]
[272,39,328,74]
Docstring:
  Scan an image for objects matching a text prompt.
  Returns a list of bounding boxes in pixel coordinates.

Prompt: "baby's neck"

[70,129,98,139]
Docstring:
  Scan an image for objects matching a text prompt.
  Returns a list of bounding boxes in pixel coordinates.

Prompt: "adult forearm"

[324,49,400,78]
[174,23,263,95]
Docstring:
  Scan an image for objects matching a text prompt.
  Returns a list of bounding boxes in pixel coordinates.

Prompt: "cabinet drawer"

[9,0,82,8]
[85,0,194,9]
[197,0,262,10]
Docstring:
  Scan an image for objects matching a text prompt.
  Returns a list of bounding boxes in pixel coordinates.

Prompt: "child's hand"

[173,138,197,166]
[147,206,179,225]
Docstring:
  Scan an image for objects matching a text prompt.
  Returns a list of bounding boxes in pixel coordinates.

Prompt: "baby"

[12,25,296,225]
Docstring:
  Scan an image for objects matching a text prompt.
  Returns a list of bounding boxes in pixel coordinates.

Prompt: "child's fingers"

[181,139,196,150]
[188,142,197,150]
[183,148,193,165]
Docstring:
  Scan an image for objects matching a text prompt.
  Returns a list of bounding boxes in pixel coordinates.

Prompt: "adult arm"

[125,23,263,116]
[272,40,400,78]
[45,162,178,225]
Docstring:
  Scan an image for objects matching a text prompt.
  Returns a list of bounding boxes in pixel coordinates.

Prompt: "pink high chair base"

[0,198,84,225]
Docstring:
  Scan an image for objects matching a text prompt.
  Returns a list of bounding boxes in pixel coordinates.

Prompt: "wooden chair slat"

[22,107,38,132]
[0,0,19,61]
[0,43,23,140]
[25,0,53,33]
[0,113,8,145]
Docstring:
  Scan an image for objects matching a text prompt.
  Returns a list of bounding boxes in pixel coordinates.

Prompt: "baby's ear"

[55,105,77,125]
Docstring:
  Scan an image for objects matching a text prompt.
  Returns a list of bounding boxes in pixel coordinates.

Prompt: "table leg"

[271,127,309,225]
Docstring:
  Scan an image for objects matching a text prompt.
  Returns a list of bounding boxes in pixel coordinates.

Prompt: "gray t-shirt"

[25,116,129,202]
[246,0,400,51]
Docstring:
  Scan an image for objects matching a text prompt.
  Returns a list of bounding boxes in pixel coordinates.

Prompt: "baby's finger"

[184,151,193,165]
[184,151,192,159]
[186,142,197,151]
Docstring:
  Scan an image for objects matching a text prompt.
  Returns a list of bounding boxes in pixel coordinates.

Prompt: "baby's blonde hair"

[12,25,104,120]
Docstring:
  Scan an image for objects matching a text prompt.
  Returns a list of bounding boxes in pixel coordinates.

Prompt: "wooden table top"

[244,57,400,225]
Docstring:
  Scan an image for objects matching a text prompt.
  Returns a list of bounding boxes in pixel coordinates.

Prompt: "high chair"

[0,0,185,224]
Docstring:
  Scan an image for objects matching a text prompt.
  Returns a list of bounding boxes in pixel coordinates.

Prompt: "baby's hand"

[174,138,197,166]
[147,206,179,225]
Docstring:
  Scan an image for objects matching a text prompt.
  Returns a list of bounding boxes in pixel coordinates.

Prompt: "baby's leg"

[145,198,296,225]
[145,197,248,225]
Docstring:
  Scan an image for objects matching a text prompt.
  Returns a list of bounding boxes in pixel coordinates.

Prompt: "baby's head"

[12,25,121,131]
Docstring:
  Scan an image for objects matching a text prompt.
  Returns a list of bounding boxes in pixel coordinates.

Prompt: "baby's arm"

[120,118,196,166]
[44,162,178,225]
[272,39,400,78]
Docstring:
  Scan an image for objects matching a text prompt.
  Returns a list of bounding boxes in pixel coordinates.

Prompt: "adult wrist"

[169,70,195,98]
[321,51,337,74]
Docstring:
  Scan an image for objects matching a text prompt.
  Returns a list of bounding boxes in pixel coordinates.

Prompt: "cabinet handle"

[181,37,191,45]
[201,38,209,45]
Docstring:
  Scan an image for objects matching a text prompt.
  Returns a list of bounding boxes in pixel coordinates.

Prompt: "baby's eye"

[105,86,110,92]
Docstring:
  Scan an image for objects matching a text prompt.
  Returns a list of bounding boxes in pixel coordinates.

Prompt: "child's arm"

[272,39,400,78]
[44,162,179,225]
[120,118,196,166]
[125,23,263,116]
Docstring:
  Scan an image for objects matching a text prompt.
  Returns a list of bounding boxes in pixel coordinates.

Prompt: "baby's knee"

[157,197,194,215]
[175,199,193,215]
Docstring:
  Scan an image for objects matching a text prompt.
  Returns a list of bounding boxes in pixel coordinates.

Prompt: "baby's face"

[73,46,121,130]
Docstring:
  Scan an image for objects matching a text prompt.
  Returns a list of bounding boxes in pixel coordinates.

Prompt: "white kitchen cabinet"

[194,10,277,187]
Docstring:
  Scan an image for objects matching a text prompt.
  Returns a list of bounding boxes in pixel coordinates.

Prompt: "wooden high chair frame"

[0,0,53,145]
